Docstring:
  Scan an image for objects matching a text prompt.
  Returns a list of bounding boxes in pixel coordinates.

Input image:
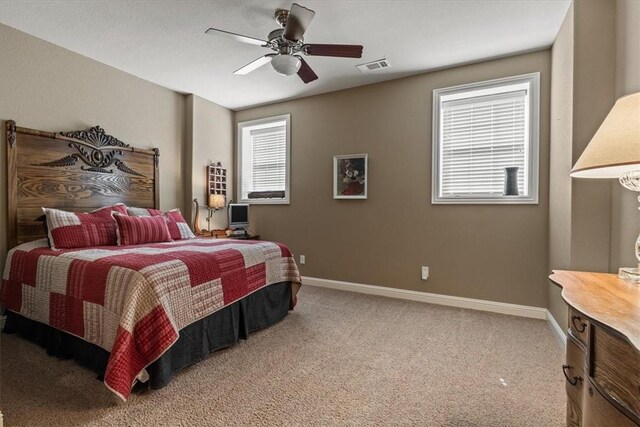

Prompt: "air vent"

[356,58,391,73]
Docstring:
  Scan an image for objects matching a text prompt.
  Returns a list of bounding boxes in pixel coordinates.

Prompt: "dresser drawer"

[565,334,586,407]
[568,307,590,344]
[583,378,638,427]
[591,325,640,422]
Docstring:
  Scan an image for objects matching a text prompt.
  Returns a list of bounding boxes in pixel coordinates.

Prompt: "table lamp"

[208,194,226,210]
[570,92,640,282]
[206,194,226,234]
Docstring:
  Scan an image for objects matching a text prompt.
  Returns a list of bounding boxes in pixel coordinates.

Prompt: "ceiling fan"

[205,3,363,84]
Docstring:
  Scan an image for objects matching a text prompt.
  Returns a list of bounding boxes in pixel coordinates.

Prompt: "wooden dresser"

[550,271,640,427]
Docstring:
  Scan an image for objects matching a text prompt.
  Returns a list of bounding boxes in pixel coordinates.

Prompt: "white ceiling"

[0,0,571,110]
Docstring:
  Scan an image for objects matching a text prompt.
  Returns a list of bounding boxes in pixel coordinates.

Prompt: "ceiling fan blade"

[304,44,363,58]
[283,3,316,42]
[234,55,275,75]
[205,28,267,46]
[296,56,318,84]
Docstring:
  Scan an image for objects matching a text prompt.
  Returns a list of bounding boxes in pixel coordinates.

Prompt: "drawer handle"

[571,315,587,333]
[562,365,582,386]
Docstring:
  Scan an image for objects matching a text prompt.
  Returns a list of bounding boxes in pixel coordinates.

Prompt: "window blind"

[242,125,286,197]
[439,90,528,197]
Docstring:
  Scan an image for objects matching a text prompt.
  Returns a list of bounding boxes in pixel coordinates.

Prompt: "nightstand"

[196,233,260,241]
[230,235,260,240]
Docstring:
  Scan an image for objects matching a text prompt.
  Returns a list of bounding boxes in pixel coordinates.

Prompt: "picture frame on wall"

[333,154,368,199]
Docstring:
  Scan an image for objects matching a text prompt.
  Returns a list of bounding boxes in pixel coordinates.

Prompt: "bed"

[1,121,301,400]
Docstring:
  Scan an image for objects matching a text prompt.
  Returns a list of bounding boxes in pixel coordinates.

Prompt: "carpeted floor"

[0,285,565,426]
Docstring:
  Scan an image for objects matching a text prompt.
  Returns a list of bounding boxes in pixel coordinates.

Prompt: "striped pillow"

[127,207,195,240]
[43,204,128,250]
[113,213,172,246]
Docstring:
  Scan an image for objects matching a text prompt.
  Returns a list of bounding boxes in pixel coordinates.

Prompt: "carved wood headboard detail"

[5,120,160,248]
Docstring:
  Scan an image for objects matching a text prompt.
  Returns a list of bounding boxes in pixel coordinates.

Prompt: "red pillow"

[114,213,172,246]
[127,207,195,240]
[43,204,128,250]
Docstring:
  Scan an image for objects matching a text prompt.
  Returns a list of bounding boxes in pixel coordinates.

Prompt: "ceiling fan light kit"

[206,3,363,84]
[271,54,301,76]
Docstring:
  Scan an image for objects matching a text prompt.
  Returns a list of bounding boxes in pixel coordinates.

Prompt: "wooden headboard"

[5,120,160,248]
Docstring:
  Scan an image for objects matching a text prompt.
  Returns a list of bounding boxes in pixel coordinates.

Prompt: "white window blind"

[440,91,527,197]
[238,114,290,204]
[247,125,286,193]
[432,73,539,204]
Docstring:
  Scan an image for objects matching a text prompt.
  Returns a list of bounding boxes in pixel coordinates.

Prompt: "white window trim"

[431,73,540,205]
[237,114,291,205]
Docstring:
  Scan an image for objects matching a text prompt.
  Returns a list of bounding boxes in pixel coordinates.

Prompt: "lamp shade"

[208,194,225,209]
[570,92,640,178]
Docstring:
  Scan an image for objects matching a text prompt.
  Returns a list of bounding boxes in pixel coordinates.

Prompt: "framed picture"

[333,154,368,199]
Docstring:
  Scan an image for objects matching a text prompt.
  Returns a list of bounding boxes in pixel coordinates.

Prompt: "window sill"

[432,196,539,205]
[239,199,290,205]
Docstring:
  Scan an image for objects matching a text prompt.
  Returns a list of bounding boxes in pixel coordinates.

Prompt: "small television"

[228,203,249,231]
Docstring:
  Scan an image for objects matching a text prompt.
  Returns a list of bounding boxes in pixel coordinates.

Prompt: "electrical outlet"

[421,266,429,280]
[299,255,306,265]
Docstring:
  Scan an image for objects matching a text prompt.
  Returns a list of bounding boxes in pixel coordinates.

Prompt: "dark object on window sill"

[504,167,519,196]
[248,191,285,199]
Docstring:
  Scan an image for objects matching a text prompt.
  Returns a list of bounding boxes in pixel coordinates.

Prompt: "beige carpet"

[0,285,565,426]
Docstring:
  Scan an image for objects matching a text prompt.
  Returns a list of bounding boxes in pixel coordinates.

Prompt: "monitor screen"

[229,203,249,228]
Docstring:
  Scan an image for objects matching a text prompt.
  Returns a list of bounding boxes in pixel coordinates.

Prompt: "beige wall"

[548,4,574,328]
[0,24,187,275]
[569,0,615,274]
[547,0,634,328]
[186,94,234,231]
[610,0,640,271]
[236,51,552,307]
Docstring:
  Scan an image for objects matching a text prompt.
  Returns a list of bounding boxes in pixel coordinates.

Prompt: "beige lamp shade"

[208,194,226,209]
[570,92,640,178]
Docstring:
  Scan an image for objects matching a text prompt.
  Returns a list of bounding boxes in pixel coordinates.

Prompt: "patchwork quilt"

[1,238,301,400]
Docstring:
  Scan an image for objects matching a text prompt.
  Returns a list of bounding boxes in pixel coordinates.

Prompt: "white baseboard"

[302,276,548,320]
[545,309,567,348]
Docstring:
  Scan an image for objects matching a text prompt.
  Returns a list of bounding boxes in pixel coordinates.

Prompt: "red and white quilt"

[1,238,301,400]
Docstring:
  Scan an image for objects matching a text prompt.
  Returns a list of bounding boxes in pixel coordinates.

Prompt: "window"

[432,73,540,204]
[237,114,290,204]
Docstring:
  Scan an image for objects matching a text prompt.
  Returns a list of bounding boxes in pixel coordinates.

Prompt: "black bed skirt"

[3,281,292,391]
